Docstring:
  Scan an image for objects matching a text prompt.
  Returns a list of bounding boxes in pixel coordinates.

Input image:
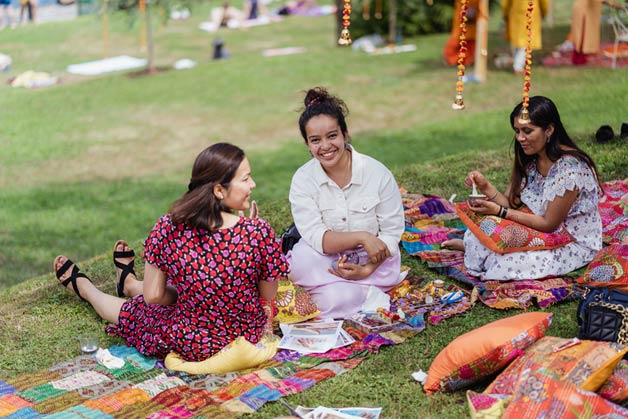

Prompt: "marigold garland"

[518,0,534,123]
[452,0,468,110]
[338,0,352,46]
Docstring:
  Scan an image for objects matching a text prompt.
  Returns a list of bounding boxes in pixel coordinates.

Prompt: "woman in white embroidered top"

[442,96,603,280]
[288,87,405,319]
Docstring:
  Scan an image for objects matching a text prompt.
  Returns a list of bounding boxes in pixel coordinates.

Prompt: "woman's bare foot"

[53,255,94,301]
[441,239,465,251]
[113,240,142,297]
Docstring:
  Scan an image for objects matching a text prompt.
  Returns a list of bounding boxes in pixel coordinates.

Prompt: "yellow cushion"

[164,336,278,375]
[274,279,320,324]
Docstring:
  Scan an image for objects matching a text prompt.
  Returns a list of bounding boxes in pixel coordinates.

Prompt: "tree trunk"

[145,1,156,73]
[335,0,343,43]
[388,0,397,44]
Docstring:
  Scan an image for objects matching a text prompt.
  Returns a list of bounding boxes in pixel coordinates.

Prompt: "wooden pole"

[388,0,397,44]
[474,0,489,82]
[546,0,554,27]
[139,0,146,52]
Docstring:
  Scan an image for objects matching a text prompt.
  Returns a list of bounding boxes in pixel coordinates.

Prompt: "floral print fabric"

[464,155,602,280]
[456,203,574,253]
[106,215,289,362]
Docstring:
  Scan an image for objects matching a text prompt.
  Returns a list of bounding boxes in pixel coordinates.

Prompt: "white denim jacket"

[289,146,405,256]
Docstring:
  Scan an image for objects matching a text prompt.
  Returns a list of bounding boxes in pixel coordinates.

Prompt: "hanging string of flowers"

[363,0,370,20]
[338,0,352,46]
[452,0,468,110]
[518,0,534,123]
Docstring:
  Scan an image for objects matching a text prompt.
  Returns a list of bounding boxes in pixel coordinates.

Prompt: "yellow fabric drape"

[571,0,603,53]
[502,0,549,49]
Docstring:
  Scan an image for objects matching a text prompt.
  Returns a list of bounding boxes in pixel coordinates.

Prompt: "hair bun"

[304,86,330,108]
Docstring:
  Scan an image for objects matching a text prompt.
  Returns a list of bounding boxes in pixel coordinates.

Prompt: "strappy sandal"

[54,257,92,301]
[113,240,136,298]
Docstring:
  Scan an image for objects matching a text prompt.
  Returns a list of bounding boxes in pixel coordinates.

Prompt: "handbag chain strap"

[589,300,628,345]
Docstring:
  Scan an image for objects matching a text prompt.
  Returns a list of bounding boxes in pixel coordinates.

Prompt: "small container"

[78,334,99,355]
[468,194,487,206]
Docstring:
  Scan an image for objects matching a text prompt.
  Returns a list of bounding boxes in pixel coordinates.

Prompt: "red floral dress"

[105,215,288,361]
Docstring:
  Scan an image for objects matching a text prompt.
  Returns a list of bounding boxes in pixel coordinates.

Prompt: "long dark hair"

[508,96,602,208]
[170,142,245,231]
[298,87,350,143]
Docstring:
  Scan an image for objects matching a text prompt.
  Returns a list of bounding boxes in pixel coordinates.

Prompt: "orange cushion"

[423,312,552,394]
[456,203,574,254]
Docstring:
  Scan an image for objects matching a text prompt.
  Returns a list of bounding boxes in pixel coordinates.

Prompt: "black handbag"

[577,286,628,344]
[280,223,301,255]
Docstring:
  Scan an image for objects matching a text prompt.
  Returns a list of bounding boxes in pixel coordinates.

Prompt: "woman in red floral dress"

[53,143,289,361]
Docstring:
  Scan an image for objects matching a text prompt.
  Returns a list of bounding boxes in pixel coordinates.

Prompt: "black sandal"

[54,258,92,301]
[113,240,136,297]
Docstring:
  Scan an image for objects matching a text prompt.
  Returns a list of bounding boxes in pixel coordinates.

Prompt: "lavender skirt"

[287,241,402,319]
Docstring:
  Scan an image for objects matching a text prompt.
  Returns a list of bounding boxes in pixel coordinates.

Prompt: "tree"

[112,0,194,73]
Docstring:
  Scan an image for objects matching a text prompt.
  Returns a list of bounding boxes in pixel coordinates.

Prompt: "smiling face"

[513,120,554,156]
[217,157,256,211]
[304,114,349,171]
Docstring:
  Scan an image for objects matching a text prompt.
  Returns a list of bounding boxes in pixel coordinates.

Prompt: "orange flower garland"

[338,0,353,46]
[518,0,534,124]
[452,0,468,110]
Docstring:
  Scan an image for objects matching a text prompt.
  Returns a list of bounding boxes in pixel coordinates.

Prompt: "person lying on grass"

[287,86,405,319]
[442,96,603,280]
[53,142,288,362]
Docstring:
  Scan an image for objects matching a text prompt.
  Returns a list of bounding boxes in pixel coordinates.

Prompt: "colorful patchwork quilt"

[0,328,418,418]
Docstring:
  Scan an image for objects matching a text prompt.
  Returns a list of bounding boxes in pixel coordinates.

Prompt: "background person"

[442,96,603,280]
[288,87,405,319]
[53,143,288,361]
[502,0,549,74]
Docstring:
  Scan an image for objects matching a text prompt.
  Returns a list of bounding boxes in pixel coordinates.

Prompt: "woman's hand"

[328,256,377,280]
[238,200,258,218]
[464,171,492,194]
[360,233,391,263]
[468,198,501,216]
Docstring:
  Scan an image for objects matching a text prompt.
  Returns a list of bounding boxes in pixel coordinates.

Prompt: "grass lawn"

[1,0,628,417]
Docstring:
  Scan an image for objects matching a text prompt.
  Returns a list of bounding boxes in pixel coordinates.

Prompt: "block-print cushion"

[576,244,628,288]
[274,279,320,324]
[455,203,574,254]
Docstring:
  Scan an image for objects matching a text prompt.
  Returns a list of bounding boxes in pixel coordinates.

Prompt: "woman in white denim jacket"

[288,87,405,319]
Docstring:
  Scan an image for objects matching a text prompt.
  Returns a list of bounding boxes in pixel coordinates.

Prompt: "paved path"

[37,3,78,23]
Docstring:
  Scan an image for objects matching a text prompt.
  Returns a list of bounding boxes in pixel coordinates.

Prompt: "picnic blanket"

[401,179,628,310]
[0,327,418,418]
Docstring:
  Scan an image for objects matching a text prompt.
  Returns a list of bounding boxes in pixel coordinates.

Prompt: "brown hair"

[170,142,245,231]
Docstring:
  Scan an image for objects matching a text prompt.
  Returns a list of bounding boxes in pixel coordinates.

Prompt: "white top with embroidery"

[464,154,602,280]
[289,146,405,256]
[521,155,601,252]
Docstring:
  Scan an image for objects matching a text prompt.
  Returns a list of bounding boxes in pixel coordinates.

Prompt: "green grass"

[1,1,628,417]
